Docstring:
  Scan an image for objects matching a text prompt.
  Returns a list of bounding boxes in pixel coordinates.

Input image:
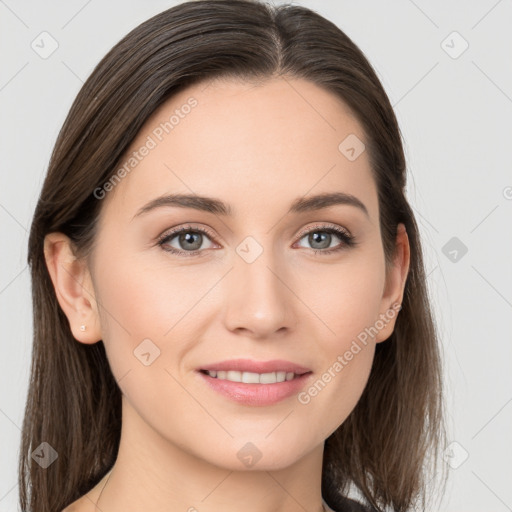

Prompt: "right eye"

[157,225,218,256]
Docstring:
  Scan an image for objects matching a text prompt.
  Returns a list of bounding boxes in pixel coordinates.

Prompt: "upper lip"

[199,359,311,375]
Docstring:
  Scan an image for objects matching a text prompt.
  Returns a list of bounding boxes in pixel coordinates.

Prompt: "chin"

[196,435,315,472]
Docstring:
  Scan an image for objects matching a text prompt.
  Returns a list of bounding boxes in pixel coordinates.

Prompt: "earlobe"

[43,232,101,344]
[375,223,410,343]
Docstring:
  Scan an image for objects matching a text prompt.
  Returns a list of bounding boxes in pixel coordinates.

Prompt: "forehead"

[99,76,377,224]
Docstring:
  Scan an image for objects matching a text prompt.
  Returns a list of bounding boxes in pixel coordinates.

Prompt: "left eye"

[158,227,215,254]
[294,227,354,253]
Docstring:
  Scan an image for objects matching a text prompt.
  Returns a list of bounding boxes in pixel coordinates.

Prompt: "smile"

[200,370,301,384]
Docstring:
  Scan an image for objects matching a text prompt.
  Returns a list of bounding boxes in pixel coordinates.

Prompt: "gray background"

[1,0,511,510]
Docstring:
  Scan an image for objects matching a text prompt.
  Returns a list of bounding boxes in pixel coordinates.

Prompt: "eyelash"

[156,223,356,257]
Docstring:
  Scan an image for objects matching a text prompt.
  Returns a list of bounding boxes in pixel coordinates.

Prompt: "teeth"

[206,370,298,383]
[242,371,260,384]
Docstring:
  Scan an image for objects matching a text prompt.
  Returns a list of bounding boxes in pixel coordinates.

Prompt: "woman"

[19,1,447,511]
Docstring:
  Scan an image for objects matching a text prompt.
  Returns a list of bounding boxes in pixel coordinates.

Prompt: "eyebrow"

[132,191,369,220]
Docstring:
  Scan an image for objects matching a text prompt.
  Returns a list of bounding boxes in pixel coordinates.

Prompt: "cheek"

[94,241,206,334]
[290,249,385,435]
[91,245,226,390]
[92,260,206,435]
[293,245,386,343]
[91,249,187,374]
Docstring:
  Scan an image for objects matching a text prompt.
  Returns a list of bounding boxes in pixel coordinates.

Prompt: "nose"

[222,249,296,339]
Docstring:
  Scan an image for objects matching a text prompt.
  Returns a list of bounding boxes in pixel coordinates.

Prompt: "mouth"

[195,359,313,406]
[198,369,309,384]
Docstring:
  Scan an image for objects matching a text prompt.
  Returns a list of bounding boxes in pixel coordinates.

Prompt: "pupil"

[310,232,330,249]
[180,232,201,250]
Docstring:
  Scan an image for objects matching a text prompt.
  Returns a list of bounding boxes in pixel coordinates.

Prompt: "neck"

[95,396,326,512]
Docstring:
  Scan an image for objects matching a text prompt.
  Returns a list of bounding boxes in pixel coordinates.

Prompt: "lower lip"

[197,371,313,406]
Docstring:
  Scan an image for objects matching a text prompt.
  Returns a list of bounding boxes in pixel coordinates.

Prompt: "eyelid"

[157,223,218,246]
[294,222,352,240]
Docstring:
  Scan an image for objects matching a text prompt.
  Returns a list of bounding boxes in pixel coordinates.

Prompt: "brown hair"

[20,1,447,511]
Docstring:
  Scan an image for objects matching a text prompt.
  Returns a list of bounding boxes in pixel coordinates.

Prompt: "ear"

[43,232,102,344]
[375,223,410,343]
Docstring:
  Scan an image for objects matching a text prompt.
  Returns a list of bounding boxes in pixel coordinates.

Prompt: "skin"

[45,76,410,512]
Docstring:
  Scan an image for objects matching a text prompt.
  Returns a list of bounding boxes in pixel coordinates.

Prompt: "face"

[63,77,406,471]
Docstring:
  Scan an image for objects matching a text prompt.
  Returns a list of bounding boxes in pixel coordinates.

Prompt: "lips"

[196,358,313,406]
[197,369,313,406]
[198,358,311,375]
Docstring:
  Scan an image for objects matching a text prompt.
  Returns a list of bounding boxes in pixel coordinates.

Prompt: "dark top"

[323,495,379,512]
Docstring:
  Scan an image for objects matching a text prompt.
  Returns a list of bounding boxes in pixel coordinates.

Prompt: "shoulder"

[61,490,100,512]
[61,470,111,512]
[60,499,90,512]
